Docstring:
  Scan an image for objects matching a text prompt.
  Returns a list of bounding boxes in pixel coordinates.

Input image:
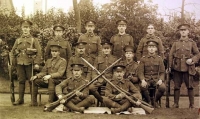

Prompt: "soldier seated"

[30,44,67,106]
[89,41,117,105]
[103,64,141,114]
[56,63,95,113]
[138,41,166,108]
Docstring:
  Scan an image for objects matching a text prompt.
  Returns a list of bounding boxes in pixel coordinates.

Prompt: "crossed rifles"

[44,57,154,114]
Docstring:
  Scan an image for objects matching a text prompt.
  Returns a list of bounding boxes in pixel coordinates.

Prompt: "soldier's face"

[102,47,111,55]
[117,25,126,33]
[76,48,85,55]
[113,71,125,80]
[51,50,60,58]
[179,29,189,37]
[72,69,82,78]
[54,30,64,36]
[21,26,31,34]
[147,25,155,35]
[85,25,95,33]
[125,52,134,60]
[147,46,157,54]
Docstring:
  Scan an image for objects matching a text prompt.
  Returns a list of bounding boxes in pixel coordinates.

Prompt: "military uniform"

[11,20,42,105]
[33,55,66,104]
[110,20,134,58]
[136,34,164,61]
[67,41,93,80]
[56,64,95,113]
[89,42,117,103]
[120,45,139,89]
[45,24,72,62]
[103,65,141,114]
[169,24,200,108]
[78,21,102,59]
[138,41,166,106]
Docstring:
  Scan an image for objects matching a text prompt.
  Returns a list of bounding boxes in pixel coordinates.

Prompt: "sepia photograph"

[0,0,199,119]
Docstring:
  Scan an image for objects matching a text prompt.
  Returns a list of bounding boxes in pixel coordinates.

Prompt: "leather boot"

[142,90,151,104]
[29,82,38,106]
[65,101,84,113]
[102,97,121,108]
[188,89,194,108]
[13,84,25,105]
[172,89,180,108]
[111,101,131,114]
[155,91,163,108]
[76,95,95,108]
[48,93,55,103]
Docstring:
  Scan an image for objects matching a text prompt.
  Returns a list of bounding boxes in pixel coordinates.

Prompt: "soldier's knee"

[158,84,166,93]
[87,95,95,103]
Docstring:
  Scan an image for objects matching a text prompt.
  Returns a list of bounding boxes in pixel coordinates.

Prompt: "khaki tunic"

[36,56,67,79]
[78,33,101,58]
[169,38,200,72]
[110,34,134,58]
[45,38,72,62]
[138,54,165,82]
[105,78,142,101]
[11,35,42,65]
[136,34,164,61]
[56,76,89,99]
[67,54,93,80]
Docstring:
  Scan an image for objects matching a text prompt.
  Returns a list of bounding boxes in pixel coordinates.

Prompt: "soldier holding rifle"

[138,41,166,108]
[11,20,42,105]
[169,23,200,108]
[55,63,95,113]
[103,64,142,114]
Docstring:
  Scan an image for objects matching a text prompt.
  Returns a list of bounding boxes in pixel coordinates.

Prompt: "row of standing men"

[11,19,200,113]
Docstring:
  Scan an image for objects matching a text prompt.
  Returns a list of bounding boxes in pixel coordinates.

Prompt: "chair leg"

[38,93,41,106]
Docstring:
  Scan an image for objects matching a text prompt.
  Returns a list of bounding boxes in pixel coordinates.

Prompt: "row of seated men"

[29,39,164,114]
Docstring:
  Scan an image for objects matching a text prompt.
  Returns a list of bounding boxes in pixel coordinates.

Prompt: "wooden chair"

[37,87,49,106]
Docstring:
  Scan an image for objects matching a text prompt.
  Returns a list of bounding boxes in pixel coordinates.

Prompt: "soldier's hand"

[157,79,162,86]
[137,61,140,64]
[58,95,65,104]
[34,64,40,70]
[75,91,83,97]
[30,76,37,81]
[135,100,141,106]
[186,59,194,65]
[116,92,126,99]
[43,75,51,80]
[166,68,171,73]
[141,79,147,88]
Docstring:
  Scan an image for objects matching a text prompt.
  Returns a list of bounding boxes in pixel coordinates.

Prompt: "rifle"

[44,58,121,112]
[165,48,170,108]
[81,57,154,114]
[8,52,15,104]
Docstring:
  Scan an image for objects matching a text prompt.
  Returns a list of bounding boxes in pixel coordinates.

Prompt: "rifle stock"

[81,57,154,114]
[44,58,121,112]
[165,70,170,108]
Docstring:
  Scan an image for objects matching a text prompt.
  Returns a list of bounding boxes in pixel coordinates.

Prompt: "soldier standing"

[110,20,134,58]
[119,45,139,89]
[103,64,141,114]
[11,20,42,105]
[67,41,93,80]
[45,24,72,63]
[78,21,101,59]
[56,63,95,113]
[30,44,67,105]
[138,41,166,108]
[169,24,200,108]
[89,41,117,104]
[136,24,164,62]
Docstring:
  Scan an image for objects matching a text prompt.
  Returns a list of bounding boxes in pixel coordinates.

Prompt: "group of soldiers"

[10,19,200,114]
